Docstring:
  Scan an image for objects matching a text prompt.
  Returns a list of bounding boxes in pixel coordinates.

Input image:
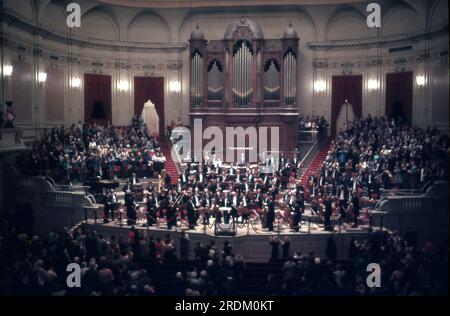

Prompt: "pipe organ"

[189,18,299,159]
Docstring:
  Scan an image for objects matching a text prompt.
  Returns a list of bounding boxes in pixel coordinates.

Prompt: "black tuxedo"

[124,192,136,225]
[324,198,333,231]
[146,196,157,226]
[352,196,360,226]
[266,199,275,231]
[202,195,213,224]
[187,198,196,229]
[103,193,117,222]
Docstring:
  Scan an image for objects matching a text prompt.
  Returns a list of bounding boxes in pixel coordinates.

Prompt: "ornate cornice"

[308,24,448,51]
[1,34,184,71]
[313,46,449,70]
[0,10,188,54]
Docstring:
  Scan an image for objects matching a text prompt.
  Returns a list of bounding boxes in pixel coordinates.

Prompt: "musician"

[146,192,158,226]
[129,172,140,186]
[196,175,206,191]
[337,185,348,224]
[124,189,137,226]
[195,165,206,184]
[323,195,333,231]
[188,176,197,191]
[218,191,231,224]
[208,178,218,193]
[165,194,177,230]
[187,191,197,229]
[164,172,172,190]
[229,164,236,176]
[292,196,304,232]
[265,195,275,232]
[255,189,264,209]
[230,191,239,224]
[103,189,117,223]
[248,170,256,184]
[351,192,360,228]
[219,178,228,191]
[202,189,213,225]
[214,190,223,223]
[239,191,250,223]
[179,168,188,185]
[122,179,132,193]
[146,182,155,193]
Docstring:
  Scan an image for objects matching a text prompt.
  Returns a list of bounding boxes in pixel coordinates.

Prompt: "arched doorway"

[335,100,355,134]
[84,74,112,124]
[390,100,407,125]
[134,77,165,136]
[385,72,413,125]
[331,75,362,136]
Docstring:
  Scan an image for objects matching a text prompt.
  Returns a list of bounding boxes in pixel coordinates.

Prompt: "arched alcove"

[127,12,171,43]
[80,7,120,41]
[325,8,369,41]
[382,2,421,36]
[41,1,68,35]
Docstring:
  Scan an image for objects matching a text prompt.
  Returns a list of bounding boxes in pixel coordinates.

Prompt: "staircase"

[299,141,331,187]
[159,138,180,185]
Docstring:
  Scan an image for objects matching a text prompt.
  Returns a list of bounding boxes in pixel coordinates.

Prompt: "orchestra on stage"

[99,155,365,232]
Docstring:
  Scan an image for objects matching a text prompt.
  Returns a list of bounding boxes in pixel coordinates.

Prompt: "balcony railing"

[298,130,319,143]
[0,128,26,153]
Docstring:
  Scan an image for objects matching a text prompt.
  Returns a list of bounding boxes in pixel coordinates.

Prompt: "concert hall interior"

[0,0,448,297]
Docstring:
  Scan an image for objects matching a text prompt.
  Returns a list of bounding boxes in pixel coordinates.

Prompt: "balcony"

[0,128,26,154]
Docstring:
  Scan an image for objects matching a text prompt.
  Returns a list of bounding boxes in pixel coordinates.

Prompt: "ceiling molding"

[0,10,187,53]
[96,0,365,9]
[308,24,449,50]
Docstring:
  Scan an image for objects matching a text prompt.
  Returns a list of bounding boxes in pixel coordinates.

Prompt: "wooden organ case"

[189,19,299,162]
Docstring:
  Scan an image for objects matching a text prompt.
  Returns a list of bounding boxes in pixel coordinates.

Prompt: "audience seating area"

[0,213,448,296]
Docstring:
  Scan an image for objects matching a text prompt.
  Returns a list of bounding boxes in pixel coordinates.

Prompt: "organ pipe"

[264,60,280,100]
[283,51,296,105]
[191,52,203,106]
[243,43,246,105]
[232,41,253,106]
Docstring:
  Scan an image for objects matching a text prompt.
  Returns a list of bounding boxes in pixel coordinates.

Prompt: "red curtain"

[385,72,413,125]
[84,74,112,124]
[134,77,165,135]
[331,75,362,136]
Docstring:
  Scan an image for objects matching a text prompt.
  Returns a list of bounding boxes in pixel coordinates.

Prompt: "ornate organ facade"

[189,18,299,161]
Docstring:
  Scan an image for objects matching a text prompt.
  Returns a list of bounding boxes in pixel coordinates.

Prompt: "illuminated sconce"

[38,72,47,83]
[3,65,13,76]
[71,77,81,89]
[169,80,181,92]
[314,80,326,92]
[368,79,379,91]
[416,75,426,86]
[118,80,129,92]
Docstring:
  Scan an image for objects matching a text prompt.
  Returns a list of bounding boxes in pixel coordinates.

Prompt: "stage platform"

[81,212,375,262]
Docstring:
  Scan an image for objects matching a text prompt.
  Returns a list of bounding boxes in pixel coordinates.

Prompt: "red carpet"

[158,138,180,185]
[299,142,331,186]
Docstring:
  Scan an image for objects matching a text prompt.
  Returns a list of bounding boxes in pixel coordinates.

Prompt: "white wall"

[1,0,448,135]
